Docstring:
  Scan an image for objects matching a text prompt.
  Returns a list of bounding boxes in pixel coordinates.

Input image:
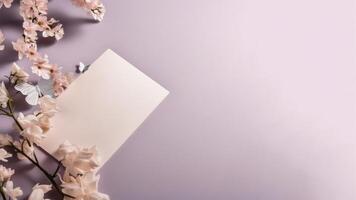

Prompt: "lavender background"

[0,0,355,199]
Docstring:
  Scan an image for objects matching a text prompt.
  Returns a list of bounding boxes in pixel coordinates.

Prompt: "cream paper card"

[41,49,169,165]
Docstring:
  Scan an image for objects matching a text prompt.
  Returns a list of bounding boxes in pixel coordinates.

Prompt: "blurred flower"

[61,172,109,200]
[10,63,29,84]
[71,0,105,21]
[28,184,52,200]
[0,165,14,181]
[12,38,30,60]
[52,72,73,96]
[13,140,35,160]
[0,30,4,50]
[0,134,12,147]
[0,0,13,8]
[0,149,11,162]
[0,82,9,108]
[38,95,57,117]
[17,113,47,144]
[3,181,23,200]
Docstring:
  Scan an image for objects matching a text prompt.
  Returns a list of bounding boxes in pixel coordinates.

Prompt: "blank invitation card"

[41,49,169,165]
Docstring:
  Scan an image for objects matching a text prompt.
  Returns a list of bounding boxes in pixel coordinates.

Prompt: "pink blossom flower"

[12,38,39,60]
[52,72,73,96]
[10,63,29,84]
[20,0,48,17]
[0,0,13,8]
[0,30,4,51]
[31,55,58,79]
[42,23,64,40]
[71,0,105,21]
[23,20,39,42]
[12,38,28,60]
[38,95,58,117]
[61,172,109,200]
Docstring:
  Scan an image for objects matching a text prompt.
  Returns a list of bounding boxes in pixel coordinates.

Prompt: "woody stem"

[4,100,74,199]
[9,142,73,198]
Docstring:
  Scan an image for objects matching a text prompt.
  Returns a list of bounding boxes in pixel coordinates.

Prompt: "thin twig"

[53,160,62,178]
[7,101,23,131]
[9,142,74,199]
[4,101,74,198]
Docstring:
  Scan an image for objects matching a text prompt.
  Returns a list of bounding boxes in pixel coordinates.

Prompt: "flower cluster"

[0,0,13,9]
[0,30,4,51]
[71,0,106,22]
[0,64,110,199]
[1,0,105,96]
[0,82,8,108]
[17,95,57,144]
[0,135,23,200]
[0,0,108,199]
[55,142,109,200]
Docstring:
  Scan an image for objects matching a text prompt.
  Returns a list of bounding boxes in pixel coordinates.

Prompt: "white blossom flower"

[61,172,109,200]
[3,181,23,200]
[36,114,51,132]
[55,141,100,176]
[38,95,57,117]
[10,63,29,84]
[0,165,14,181]
[0,0,13,8]
[0,82,9,108]
[0,134,12,147]
[0,30,4,51]
[28,184,52,200]
[17,113,47,144]
[0,149,11,162]
[90,3,105,22]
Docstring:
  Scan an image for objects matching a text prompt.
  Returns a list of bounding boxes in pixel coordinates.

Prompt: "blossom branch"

[9,141,73,199]
[0,92,73,198]
[7,101,23,131]
[12,127,70,198]
[52,159,62,178]
[0,0,109,198]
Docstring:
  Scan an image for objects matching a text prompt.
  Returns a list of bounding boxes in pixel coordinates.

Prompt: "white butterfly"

[15,83,43,106]
[77,62,89,73]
